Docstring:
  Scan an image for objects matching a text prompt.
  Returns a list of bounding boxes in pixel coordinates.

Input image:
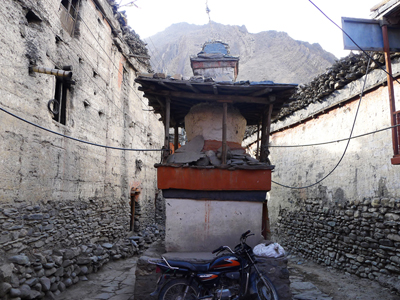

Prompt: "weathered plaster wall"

[165,198,263,252]
[185,103,246,143]
[192,66,236,81]
[268,63,400,228]
[265,58,400,289]
[0,0,163,286]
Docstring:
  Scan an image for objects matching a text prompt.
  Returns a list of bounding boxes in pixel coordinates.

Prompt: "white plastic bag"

[253,243,285,258]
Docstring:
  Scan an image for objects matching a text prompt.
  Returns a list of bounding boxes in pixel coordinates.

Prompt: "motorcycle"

[148,230,279,300]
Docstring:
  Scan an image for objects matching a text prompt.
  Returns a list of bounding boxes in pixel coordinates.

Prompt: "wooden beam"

[148,89,272,104]
[174,124,179,152]
[256,122,260,160]
[222,103,228,165]
[158,81,180,91]
[260,104,273,163]
[250,88,273,97]
[213,85,218,95]
[186,82,200,93]
[163,98,171,163]
[382,25,399,157]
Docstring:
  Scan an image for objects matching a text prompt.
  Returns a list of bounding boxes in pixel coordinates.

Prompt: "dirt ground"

[288,255,400,300]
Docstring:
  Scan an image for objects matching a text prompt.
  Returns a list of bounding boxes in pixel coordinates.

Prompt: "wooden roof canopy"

[135,77,298,126]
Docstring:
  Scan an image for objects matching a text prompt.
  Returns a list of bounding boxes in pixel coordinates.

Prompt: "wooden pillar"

[260,104,273,162]
[382,25,399,158]
[256,122,260,160]
[163,98,171,162]
[222,103,228,165]
[174,123,179,152]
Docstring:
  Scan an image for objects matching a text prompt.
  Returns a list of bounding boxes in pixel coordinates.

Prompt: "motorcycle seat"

[167,260,210,272]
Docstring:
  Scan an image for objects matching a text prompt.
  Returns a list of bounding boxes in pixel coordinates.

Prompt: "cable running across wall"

[271,58,372,190]
[0,105,164,152]
[37,0,157,114]
[21,0,157,126]
[261,124,400,148]
[308,0,400,86]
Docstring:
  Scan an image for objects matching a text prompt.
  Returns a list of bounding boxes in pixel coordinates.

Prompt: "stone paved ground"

[56,248,400,300]
[57,257,138,300]
[288,254,400,300]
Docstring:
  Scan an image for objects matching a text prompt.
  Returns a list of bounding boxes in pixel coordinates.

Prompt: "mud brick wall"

[276,197,400,291]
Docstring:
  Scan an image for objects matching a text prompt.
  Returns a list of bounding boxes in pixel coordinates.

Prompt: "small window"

[61,0,79,16]
[60,0,80,36]
[52,76,69,125]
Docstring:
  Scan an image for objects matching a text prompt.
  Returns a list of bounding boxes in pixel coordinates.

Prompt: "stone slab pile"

[277,196,400,293]
[106,0,152,70]
[277,52,400,121]
[163,135,270,169]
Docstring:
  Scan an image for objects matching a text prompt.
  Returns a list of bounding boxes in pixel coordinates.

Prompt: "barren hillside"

[145,22,337,84]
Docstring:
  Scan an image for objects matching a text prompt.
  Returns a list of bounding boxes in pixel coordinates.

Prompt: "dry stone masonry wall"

[0,200,164,299]
[277,52,400,120]
[277,197,400,292]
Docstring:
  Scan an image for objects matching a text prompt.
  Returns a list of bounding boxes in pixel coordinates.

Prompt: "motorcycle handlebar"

[241,230,251,239]
[212,246,224,254]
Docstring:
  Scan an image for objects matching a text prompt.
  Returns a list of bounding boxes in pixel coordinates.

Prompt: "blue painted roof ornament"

[197,41,238,59]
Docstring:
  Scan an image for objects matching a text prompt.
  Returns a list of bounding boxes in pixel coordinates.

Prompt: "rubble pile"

[244,52,400,140]
[106,0,152,71]
[163,135,270,169]
[278,197,400,291]
[277,52,400,121]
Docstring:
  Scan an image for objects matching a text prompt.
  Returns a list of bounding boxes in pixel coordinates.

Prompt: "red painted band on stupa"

[157,166,272,191]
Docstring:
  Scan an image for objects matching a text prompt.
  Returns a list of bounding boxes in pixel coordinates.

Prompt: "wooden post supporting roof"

[174,124,179,153]
[222,103,228,165]
[383,25,400,164]
[163,98,171,163]
[256,122,260,160]
[260,100,274,163]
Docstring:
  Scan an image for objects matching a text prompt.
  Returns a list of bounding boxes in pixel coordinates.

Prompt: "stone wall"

[0,0,165,297]
[0,200,129,255]
[276,197,400,291]
[0,0,164,236]
[255,53,400,291]
[0,199,164,299]
[266,59,400,228]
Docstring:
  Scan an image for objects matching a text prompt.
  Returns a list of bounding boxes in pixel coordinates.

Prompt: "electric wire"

[308,0,400,86]
[1,1,163,151]
[23,0,160,132]
[7,2,396,163]
[145,36,164,72]
[0,104,164,152]
[38,0,156,113]
[271,58,372,190]
[142,42,162,72]
[247,123,400,148]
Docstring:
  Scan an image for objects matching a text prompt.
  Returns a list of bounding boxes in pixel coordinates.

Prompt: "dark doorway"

[130,187,140,231]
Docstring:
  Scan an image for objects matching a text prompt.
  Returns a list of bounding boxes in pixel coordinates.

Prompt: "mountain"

[144,22,337,84]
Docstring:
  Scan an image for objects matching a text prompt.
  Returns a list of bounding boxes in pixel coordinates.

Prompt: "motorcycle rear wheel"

[158,278,199,300]
[256,275,279,300]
